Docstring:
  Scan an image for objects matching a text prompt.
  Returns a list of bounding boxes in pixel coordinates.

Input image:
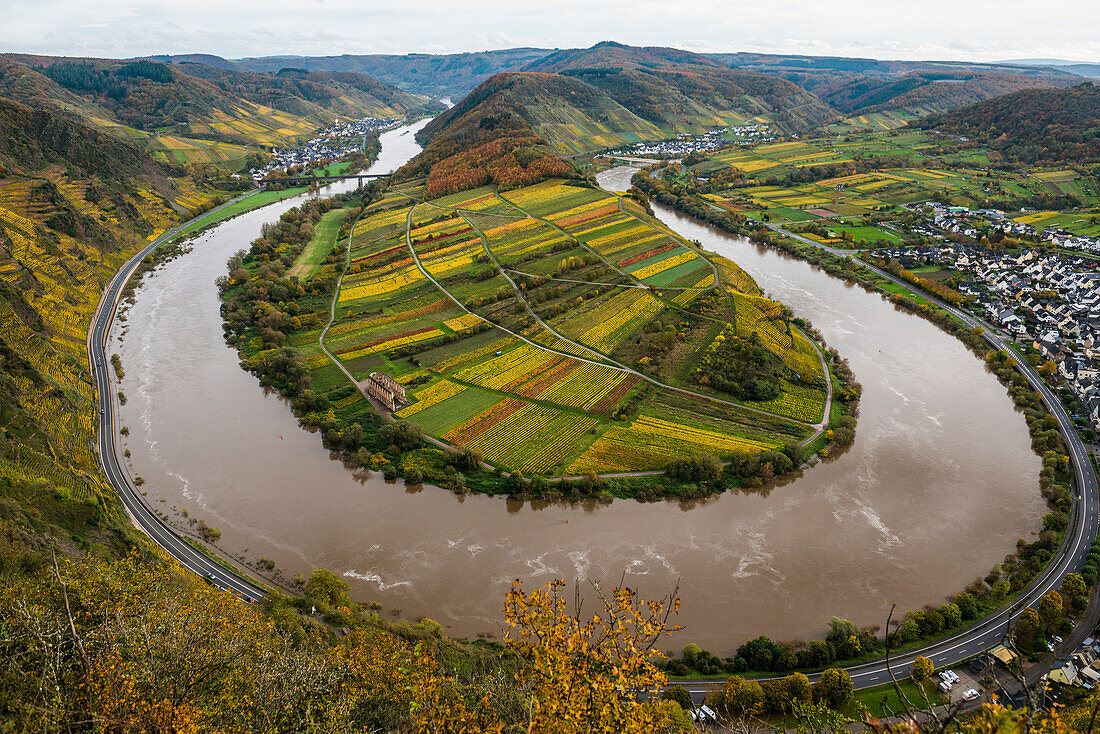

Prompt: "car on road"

[963,689,980,701]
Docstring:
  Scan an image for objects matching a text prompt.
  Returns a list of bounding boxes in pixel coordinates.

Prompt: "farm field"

[288,208,348,278]
[684,130,1100,229]
[287,178,829,477]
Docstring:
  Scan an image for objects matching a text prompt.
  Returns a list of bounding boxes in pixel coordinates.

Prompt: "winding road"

[676,222,1100,702]
[85,175,1097,698]
[87,193,269,602]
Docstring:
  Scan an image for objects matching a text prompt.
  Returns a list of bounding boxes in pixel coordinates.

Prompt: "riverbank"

[109,136,1046,655]
[618,164,1095,678]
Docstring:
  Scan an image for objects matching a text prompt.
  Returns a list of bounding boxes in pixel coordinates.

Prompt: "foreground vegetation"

[2,513,1096,732]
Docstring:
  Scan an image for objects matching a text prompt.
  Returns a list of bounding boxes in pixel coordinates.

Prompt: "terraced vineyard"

[286,178,832,477]
[0,158,217,502]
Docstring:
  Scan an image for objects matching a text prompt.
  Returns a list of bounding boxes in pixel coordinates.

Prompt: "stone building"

[365,372,407,412]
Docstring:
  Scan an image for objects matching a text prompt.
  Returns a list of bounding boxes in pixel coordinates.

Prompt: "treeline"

[425,135,574,197]
[915,83,1100,166]
[44,60,174,98]
[873,258,968,305]
[630,175,747,230]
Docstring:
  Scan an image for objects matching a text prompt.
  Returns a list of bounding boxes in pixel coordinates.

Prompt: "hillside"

[236,48,555,99]
[0,55,434,172]
[0,93,217,540]
[711,52,1083,123]
[412,71,675,163]
[913,83,1100,165]
[524,42,835,134]
[410,44,839,166]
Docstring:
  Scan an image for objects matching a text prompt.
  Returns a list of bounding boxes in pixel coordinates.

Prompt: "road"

[675,224,1099,703]
[87,193,269,602]
[87,179,1097,697]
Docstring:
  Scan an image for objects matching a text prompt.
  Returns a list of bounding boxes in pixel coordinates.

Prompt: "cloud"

[0,0,1096,62]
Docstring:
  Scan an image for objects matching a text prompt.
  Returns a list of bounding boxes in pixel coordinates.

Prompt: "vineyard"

[288,176,833,477]
[0,141,219,508]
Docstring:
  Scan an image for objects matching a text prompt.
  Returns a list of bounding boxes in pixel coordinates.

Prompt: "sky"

[1,0,1097,63]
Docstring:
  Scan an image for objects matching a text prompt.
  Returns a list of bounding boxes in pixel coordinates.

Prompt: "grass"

[849,678,947,719]
[174,188,308,240]
[289,209,347,278]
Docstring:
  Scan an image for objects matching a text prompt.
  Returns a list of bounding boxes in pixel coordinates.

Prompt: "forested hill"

[236,48,556,99]
[523,42,835,134]
[0,55,433,147]
[411,44,837,162]
[413,71,668,159]
[913,83,1100,165]
[711,52,1084,120]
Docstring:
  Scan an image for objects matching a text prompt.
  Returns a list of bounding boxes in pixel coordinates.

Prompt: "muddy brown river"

[110,130,1044,654]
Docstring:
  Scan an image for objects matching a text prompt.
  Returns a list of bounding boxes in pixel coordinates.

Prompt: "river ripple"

[110,146,1044,655]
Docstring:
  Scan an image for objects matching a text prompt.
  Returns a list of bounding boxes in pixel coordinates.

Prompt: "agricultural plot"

[691,129,1088,225]
[300,177,832,476]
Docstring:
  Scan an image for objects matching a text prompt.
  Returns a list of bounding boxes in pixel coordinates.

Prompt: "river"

[109,131,1044,655]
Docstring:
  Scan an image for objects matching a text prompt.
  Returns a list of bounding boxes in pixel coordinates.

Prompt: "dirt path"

[400,198,830,436]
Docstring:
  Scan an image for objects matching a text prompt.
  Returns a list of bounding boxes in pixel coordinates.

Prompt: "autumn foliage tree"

[0,546,422,733]
[413,577,691,733]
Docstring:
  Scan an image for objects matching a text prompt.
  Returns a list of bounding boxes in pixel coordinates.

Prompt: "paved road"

[676,225,1099,703]
[86,183,1097,697]
[87,193,268,602]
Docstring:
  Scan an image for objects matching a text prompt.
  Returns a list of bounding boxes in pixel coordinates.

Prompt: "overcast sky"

[1,0,1097,63]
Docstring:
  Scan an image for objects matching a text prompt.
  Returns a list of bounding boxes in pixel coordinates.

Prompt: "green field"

[289,208,348,278]
[269,178,831,476]
[673,129,1100,236]
[174,187,309,240]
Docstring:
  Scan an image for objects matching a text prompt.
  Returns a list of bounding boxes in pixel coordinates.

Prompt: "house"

[1049,661,1081,686]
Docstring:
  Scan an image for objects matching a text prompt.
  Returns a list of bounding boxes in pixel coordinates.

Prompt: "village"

[249,115,401,181]
[870,203,1100,441]
[608,123,776,159]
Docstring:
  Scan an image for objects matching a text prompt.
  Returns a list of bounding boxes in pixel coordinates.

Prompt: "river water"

[110,130,1044,654]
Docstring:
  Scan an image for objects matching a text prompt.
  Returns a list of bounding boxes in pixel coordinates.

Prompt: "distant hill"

[0,55,434,149]
[1065,64,1100,80]
[912,83,1100,165]
[710,52,1084,118]
[236,48,555,99]
[523,42,835,134]
[415,71,686,160]
[403,48,836,198]
[398,72,582,195]
[141,53,240,70]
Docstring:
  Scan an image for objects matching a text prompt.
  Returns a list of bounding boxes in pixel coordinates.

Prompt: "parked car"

[963,689,980,701]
